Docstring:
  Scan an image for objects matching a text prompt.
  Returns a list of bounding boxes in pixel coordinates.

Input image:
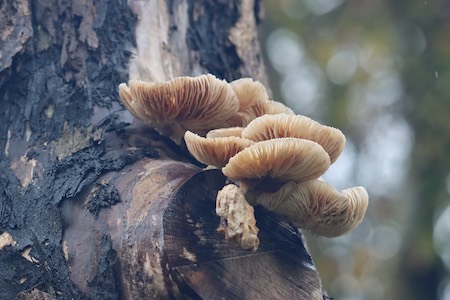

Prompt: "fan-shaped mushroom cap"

[206,127,244,138]
[118,74,240,141]
[256,180,369,237]
[226,100,295,128]
[222,138,330,182]
[242,114,346,163]
[258,100,295,115]
[184,131,254,168]
[224,89,295,128]
[230,78,269,109]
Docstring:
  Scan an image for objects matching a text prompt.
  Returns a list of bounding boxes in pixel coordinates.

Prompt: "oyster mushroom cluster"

[119,75,291,143]
[119,74,369,251]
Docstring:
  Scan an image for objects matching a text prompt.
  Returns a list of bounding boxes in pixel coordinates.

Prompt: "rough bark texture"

[0,0,323,299]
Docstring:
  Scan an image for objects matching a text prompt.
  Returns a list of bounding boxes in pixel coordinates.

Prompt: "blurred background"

[261,0,450,299]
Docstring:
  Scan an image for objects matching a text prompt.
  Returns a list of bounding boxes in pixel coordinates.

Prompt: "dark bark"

[0,0,324,299]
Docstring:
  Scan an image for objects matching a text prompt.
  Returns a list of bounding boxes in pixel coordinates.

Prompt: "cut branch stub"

[62,160,324,299]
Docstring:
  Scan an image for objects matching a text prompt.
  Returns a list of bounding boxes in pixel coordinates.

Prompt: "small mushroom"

[256,180,369,237]
[226,100,294,127]
[252,100,295,116]
[230,78,269,110]
[222,138,331,182]
[242,114,346,163]
[206,127,244,138]
[118,74,240,143]
[225,78,293,127]
[184,131,254,168]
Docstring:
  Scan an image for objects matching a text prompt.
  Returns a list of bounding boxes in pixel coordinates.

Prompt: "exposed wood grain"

[165,170,323,299]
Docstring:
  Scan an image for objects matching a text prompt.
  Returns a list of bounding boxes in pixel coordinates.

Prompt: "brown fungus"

[230,78,269,109]
[226,100,294,127]
[118,74,239,143]
[242,113,346,163]
[222,138,331,182]
[256,180,369,237]
[225,78,293,127]
[206,127,244,138]
[184,131,254,168]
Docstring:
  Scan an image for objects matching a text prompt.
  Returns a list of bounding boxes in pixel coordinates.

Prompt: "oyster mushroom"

[256,180,369,237]
[222,138,331,182]
[213,138,331,250]
[206,127,244,138]
[230,78,269,109]
[242,113,346,163]
[225,78,293,127]
[119,74,240,143]
[184,131,254,168]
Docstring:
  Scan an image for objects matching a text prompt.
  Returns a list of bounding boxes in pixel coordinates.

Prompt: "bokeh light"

[263,0,449,298]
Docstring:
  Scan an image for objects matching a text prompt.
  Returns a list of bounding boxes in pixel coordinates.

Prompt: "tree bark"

[0,0,324,299]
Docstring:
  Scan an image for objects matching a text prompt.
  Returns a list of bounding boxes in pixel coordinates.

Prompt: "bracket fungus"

[222,138,330,182]
[256,180,369,237]
[119,74,239,143]
[242,113,346,163]
[184,131,254,168]
[226,78,294,127]
[206,127,244,138]
[118,74,369,251]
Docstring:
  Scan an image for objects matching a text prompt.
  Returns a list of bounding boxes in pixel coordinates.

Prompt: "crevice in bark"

[87,235,121,300]
[186,0,242,81]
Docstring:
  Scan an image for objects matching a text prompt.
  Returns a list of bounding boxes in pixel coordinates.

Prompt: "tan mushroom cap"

[118,74,240,135]
[184,131,254,168]
[206,127,244,138]
[242,113,346,163]
[222,138,331,182]
[230,78,269,109]
[225,100,295,127]
[256,180,369,237]
[258,100,295,115]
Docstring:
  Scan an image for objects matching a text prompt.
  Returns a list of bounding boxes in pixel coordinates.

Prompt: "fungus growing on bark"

[214,138,331,250]
[118,74,368,251]
[230,78,269,109]
[224,78,294,127]
[222,138,331,182]
[184,131,254,168]
[226,100,294,127]
[206,127,244,138]
[119,74,240,143]
[242,113,346,163]
[256,180,369,237]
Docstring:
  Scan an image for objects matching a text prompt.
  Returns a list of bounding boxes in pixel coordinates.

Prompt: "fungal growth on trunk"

[119,74,369,251]
[118,74,240,143]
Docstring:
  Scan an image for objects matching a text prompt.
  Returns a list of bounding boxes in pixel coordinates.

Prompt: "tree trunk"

[0,0,324,299]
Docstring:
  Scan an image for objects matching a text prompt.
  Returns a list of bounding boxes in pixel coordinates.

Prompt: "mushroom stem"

[216,184,260,250]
